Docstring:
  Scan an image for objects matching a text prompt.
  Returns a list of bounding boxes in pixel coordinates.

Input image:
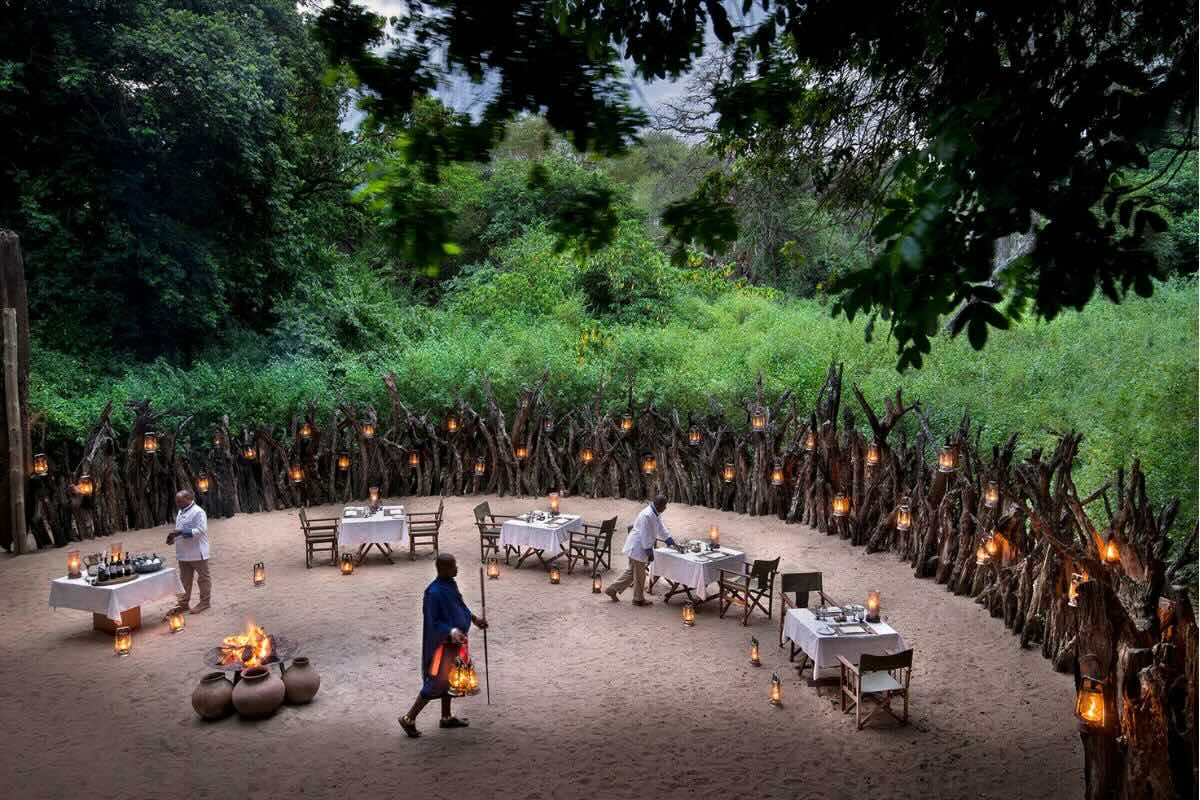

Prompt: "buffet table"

[49,568,184,632]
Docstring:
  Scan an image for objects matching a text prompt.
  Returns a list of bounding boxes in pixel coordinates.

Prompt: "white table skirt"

[783,608,907,675]
[339,508,409,547]
[499,514,583,553]
[649,547,745,592]
[49,568,185,621]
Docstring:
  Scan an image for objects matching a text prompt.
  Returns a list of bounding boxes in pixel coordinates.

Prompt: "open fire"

[217,621,274,669]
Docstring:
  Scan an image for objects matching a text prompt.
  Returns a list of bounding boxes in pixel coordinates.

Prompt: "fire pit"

[203,621,299,677]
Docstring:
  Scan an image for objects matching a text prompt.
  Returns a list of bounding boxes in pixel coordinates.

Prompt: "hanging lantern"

[722,462,735,483]
[682,602,696,626]
[110,542,125,561]
[543,417,554,434]
[865,442,881,467]
[32,453,49,477]
[751,405,767,432]
[975,543,990,565]
[253,562,266,587]
[832,493,850,518]
[337,452,351,472]
[985,533,1000,559]
[142,431,158,454]
[196,474,211,494]
[463,659,481,695]
[446,415,460,434]
[1075,676,1106,728]
[408,451,420,468]
[592,574,602,593]
[487,558,500,580]
[167,608,186,634]
[548,566,561,585]
[515,444,529,461]
[360,422,376,439]
[866,591,881,623]
[938,445,959,473]
[1102,537,1120,564]
[448,658,468,696]
[289,464,304,484]
[213,430,225,449]
[114,626,133,657]
[1069,572,1088,607]
[984,481,1000,509]
[803,430,817,452]
[750,637,761,666]
[769,673,783,706]
[895,504,912,532]
[641,453,656,475]
[299,422,313,440]
[688,426,702,446]
[620,413,634,433]
[242,444,257,461]
[708,525,720,547]
[66,550,82,579]
[474,456,486,476]
[549,492,560,514]
[340,553,355,575]
[771,462,784,486]
[580,447,594,465]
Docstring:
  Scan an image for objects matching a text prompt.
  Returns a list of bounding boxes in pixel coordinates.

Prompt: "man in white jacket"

[167,489,211,614]
[605,494,675,606]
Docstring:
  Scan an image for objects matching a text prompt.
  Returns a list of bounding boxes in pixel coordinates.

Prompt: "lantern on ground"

[114,626,133,657]
[866,591,881,623]
[708,525,720,547]
[1068,572,1087,607]
[299,422,313,440]
[803,430,817,452]
[487,558,500,580]
[32,453,48,477]
[722,462,735,483]
[975,543,990,565]
[340,553,355,575]
[984,481,1000,509]
[196,474,211,494]
[832,493,850,518]
[337,452,351,472]
[548,565,561,585]
[769,673,783,706]
[253,561,266,587]
[865,442,881,467]
[592,574,602,593]
[620,413,634,433]
[641,453,656,475]
[360,422,376,439]
[142,431,158,454]
[289,464,304,484]
[549,492,560,514]
[688,427,702,446]
[408,451,420,468]
[1103,537,1120,564]
[580,447,594,465]
[938,445,958,473]
[751,405,767,432]
[771,462,784,486]
[66,550,82,579]
[242,445,257,461]
[167,608,186,634]
[474,457,486,476]
[77,474,95,497]
[682,602,696,626]
[895,504,912,532]
[515,444,529,461]
[446,415,459,434]
[1075,676,1106,728]
[750,637,761,666]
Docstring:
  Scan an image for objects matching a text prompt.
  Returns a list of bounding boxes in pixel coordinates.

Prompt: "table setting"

[499,510,583,567]
[649,539,745,605]
[782,604,906,682]
[49,549,185,632]
[339,505,408,564]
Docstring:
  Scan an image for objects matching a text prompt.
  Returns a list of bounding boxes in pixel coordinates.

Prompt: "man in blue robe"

[399,553,487,737]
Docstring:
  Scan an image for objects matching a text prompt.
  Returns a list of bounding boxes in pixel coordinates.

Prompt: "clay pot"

[191,672,234,721]
[282,657,321,704]
[232,666,285,719]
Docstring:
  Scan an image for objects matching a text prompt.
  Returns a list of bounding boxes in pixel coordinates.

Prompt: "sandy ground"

[0,495,1081,800]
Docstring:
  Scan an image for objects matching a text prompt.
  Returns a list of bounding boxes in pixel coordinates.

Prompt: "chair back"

[436,497,445,520]
[598,515,616,533]
[473,501,490,523]
[859,649,913,675]
[299,507,311,530]
[749,557,780,590]
[781,572,823,608]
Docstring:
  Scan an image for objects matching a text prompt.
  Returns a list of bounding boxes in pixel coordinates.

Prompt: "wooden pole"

[479,566,490,705]
[3,308,26,553]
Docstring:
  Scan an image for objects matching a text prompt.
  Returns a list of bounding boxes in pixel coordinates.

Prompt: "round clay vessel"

[191,672,234,721]
[282,657,321,704]
[232,666,285,719]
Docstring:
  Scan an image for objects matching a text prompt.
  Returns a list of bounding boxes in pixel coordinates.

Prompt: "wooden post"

[3,308,26,553]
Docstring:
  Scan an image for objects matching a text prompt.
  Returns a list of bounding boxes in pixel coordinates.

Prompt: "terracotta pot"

[232,666,285,719]
[191,672,234,721]
[282,657,321,704]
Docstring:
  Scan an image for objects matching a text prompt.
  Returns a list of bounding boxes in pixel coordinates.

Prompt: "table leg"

[355,544,369,565]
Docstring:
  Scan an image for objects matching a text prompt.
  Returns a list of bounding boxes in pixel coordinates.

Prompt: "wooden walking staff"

[479,566,491,705]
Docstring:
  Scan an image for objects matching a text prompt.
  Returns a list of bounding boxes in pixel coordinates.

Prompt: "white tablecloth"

[649,547,745,593]
[49,568,185,621]
[339,507,409,547]
[499,514,583,553]
[783,608,907,676]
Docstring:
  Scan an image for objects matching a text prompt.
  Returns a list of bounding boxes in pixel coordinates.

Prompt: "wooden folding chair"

[779,572,839,675]
[838,649,913,730]
[566,516,616,574]
[718,557,780,625]
[299,507,338,568]
[407,497,444,560]
[474,501,519,565]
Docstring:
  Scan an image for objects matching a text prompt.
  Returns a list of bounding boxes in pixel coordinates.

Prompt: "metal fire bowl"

[202,634,300,673]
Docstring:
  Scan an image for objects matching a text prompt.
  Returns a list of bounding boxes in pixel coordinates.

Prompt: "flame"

[218,621,274,668]
[1078,691,1104,724]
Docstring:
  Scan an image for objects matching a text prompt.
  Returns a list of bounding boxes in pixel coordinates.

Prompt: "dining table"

[499,512,583,568]
[339,506,409,564]
[648,545,745,606]
[782,606,907,683]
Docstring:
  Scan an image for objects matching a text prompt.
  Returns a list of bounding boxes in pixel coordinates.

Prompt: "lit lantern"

[620,413,634,433]
[487,558,500,580]
[114,626,133,657]
[771,462,784,486]
[242,445,257,461]
[463,660,481,695]
[360,422,376,439]
[110,542,124,561]
[515,444,529,461]
[446,415,459,434]
[592,574,602,593]
[865,442,881,466]
[340,553,355,575]
[299,422,313,440]
[253,561,266,587]
[984,481,1000,509]
[975,543,990,565]
[543,417,554,433]
[688,427,702,446]
[641,453,656,475]
[1075,676,1106,728]
[985,533,1000,559]
[1103,537,1120,564]
[938,445,958,473]
[143,431,158,454]
[769,673,783,706]
[337,452,351,472]
[580,447,594,465]
[866,591,881,623]
[832,493,850,518]
[213,430,225,449]
[32,453,49,477]
[750,637,761,666]
[448,658,468,696]
[1068,572,1087,607]
[708,525,720,547]
[368,486,381,507]
[196,474,211,494]
[67,550,82,579]
[751,405,767,432]
[722,462,735,483]
[167,608,186,634]
[408,451,420,468]
[803,430,817,452]
[289,464,304,484]
[77,474,95,496]
[895,504,912,532]
[474,457,486,476]
[548,566,561,585]
[682,602,696,626]
[549,492,560,514]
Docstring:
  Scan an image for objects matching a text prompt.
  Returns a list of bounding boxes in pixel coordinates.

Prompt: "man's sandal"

[439,716,469,729]
[398,715,421,738]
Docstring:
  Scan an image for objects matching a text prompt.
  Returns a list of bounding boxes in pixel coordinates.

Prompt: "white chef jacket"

[622,503,671,562]
[174,502,210,561]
